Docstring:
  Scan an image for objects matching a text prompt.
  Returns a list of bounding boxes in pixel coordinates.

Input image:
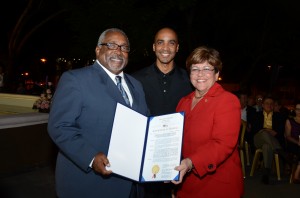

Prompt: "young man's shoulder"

[131,64,155,80]
[133,64,154,73]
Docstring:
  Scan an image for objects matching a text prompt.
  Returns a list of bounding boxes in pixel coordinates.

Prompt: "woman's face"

[189,61,219,93]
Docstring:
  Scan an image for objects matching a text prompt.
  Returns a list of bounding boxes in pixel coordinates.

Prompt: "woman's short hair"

[186,46,222,73]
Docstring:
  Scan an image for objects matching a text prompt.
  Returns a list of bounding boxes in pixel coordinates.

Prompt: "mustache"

[110,54,124,61]
[159,50,171,53]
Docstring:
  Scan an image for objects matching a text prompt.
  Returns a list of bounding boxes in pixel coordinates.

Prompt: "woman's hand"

[171,158,193,185]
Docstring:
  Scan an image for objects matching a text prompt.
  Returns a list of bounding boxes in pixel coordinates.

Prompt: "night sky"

[1,0,300,93]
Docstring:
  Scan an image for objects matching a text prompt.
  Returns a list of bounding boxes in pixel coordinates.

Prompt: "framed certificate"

[107,103,184,182]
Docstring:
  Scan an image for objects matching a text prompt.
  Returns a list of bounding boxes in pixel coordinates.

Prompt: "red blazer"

[176,83,244,198]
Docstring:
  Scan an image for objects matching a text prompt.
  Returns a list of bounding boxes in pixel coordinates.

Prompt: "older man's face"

[95,31,129,75]
[262,98,274,113]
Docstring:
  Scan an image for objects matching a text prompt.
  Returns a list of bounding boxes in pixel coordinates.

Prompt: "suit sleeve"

[47,71,97,172]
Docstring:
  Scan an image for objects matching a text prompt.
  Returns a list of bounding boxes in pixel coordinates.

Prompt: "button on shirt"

[155,66,174,103]
[162,74,169,93]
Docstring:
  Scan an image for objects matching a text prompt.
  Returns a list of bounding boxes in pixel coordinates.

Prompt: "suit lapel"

[92,63,130,107]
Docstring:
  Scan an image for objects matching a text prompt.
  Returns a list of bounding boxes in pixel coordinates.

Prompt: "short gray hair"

[97,28,130,46]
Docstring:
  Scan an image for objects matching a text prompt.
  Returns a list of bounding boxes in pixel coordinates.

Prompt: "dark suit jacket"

[132,63,193,116]
[246,105,256,124]
[250,111,286,149]
[48,62,148,198]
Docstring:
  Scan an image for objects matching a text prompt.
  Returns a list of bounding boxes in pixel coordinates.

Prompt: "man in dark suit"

[48,28,148,198]
[251,96,286,184]
[132,27,193,197]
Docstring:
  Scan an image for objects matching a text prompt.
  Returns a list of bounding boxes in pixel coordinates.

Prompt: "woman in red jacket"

[172,46,244,197]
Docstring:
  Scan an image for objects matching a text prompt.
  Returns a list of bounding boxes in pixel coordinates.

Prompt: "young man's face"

[153,28,179,66]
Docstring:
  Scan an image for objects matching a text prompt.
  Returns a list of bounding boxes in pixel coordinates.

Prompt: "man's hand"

[92,152,112,176]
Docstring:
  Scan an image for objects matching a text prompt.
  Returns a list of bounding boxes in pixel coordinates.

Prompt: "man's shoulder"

[125,73,141,83]
[61,65,99,80]
[173,65,190,78]
[251,111,263,119]
[273,111,287,120]
[132,64,154,74]
[175,65,188,72]
[247,105,256,112]
[131,64,155,81]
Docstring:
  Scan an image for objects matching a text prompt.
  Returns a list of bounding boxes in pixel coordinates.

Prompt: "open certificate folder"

[106,103,184,182]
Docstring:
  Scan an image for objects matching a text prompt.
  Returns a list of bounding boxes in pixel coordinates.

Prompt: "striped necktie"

[115,76,130,106]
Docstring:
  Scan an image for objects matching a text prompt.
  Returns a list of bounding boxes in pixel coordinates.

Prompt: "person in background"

[46,81,55,94]
[48,28,148,198]
[132,27,193,198]
[247,95,255,107]
[16,82,27,94]
[274,98,290,120]
[239,92,248,121]
[285,100,300,183]
[253,94,263,112]
[172,46,244,197]
[235,91,256,153]
[251,96,287,184]
[0,65,5,92]
[235,91,255,123]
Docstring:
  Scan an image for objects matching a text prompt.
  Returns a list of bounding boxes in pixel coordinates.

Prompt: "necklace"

[194,90,207,99]
[194,95,204,99]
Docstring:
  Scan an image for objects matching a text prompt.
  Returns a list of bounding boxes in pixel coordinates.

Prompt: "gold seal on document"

[152,165,160,178]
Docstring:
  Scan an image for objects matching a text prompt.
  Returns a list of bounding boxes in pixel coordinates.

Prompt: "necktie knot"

[115,76,122,84]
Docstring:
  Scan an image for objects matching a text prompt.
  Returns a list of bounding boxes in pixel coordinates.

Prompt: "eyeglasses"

[99,43,130,53]
[190,66,215,75]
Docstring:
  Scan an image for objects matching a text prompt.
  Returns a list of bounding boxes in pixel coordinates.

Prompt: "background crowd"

[236,90,300,185]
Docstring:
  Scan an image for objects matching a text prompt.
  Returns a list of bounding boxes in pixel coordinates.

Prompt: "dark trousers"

[129,181,174,198]
[129,183,144,198]
[254,130,282,169]
[143,182,173,198]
